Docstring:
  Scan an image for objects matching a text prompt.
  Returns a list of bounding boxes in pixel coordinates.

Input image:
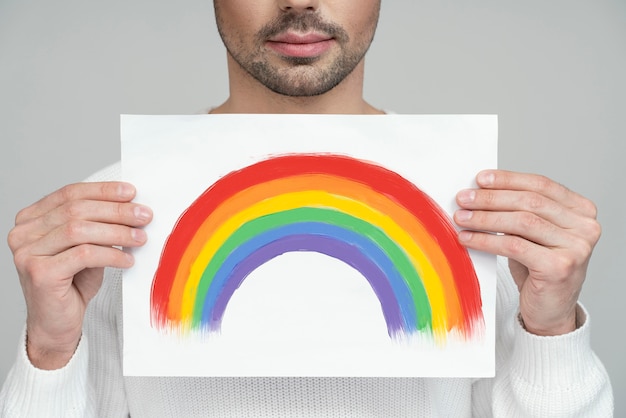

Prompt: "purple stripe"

[209,234,404,337]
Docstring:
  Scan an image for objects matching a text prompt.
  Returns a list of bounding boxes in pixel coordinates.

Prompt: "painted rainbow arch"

[150,154,484,342]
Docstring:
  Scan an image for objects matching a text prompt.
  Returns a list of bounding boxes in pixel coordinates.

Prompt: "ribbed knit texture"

[0,162,613,417]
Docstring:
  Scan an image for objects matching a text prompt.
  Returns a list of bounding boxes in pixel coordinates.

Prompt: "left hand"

[453,169,601,336]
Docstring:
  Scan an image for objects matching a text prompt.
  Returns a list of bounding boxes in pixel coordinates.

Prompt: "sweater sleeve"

[0,329,96,417]
[473,257,614,417]
[0,163,125,417]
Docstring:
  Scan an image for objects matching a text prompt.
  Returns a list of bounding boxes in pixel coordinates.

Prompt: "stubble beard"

[216,11,378,97]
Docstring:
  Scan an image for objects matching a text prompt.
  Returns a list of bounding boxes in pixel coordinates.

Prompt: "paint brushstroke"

[150,154,484,343]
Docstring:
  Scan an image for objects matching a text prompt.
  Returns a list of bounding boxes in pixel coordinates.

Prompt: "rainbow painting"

[150,153,484,343]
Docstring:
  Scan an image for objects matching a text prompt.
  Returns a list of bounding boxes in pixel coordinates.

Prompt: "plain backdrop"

[1,0,624,414]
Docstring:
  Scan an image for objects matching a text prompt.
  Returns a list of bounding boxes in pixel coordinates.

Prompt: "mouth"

[266,32,334,59]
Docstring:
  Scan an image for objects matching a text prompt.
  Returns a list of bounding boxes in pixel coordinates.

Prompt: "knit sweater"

[0,162,614,417]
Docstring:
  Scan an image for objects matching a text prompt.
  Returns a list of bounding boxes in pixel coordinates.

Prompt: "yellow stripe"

[180,191,449,334]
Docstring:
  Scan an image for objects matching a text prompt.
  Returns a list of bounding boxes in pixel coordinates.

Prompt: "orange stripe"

[167,174,463,331]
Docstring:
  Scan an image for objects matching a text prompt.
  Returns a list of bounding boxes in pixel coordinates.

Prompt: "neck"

[211,55,383,115]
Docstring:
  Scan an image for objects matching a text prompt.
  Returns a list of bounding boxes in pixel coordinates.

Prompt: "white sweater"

[0,163,614,417]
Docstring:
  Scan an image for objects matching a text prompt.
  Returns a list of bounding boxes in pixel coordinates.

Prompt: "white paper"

[121,114,497,377]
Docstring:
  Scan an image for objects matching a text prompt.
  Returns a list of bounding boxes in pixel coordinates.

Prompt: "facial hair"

[215,10,377,97]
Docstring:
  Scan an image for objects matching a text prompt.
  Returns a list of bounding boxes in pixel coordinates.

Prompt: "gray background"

[1,0,624,414]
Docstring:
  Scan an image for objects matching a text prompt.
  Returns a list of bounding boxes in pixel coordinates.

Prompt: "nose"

[278,0,320,12]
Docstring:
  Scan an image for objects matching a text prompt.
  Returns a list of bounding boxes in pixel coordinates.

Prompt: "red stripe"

[151,154,482,334]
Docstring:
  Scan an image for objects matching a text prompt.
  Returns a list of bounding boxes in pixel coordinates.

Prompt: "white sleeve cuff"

[502,304,613,415]
[512,304,596,385]
[0,328,94,417]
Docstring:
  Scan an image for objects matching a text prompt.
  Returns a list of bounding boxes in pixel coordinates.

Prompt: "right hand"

[7,182,152,370]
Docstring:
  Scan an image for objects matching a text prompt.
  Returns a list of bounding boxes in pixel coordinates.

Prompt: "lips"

[266,32,334,58]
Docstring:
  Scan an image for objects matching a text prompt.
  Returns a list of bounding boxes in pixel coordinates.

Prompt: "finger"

[50,244,135,278]
[9,201,152,250]
[25,220,148,258]
[43,200,153,228]
[458,225,594,281]
[456,188,597,234]
[474,170,597,219]
[454,209,570,248]
[457,230,575,278]
[18,245,134,290]
[16,182,137,224]
[458,230,547,269]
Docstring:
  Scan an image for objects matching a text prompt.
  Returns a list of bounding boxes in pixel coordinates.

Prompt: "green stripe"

[192,207,432,331]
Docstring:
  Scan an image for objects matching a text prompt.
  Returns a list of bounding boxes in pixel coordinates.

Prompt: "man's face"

[213,0,381,97]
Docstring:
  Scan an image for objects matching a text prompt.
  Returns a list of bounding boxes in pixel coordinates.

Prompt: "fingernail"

[455,210,473,221]
[118,183,135,199]
[134,205,152,222]
[458,231,473,241]
[477,171,495,186]
[125,252,135,266]
[457,190,475,204]
[131,228,147,242]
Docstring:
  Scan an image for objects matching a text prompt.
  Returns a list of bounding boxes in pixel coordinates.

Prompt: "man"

[0,0,614,416]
